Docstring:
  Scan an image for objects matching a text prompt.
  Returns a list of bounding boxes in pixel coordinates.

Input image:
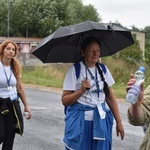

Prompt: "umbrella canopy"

[32,21,134,63]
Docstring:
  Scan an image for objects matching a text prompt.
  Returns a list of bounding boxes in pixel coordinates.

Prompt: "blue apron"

[63,102,114,150]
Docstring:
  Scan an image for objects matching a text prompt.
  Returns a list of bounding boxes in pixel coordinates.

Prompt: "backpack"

[74,62,106,79]
[64,62,107,114]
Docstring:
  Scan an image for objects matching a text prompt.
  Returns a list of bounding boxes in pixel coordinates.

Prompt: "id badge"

[9,89,18,102]
[97,103,106,119]
[99,92,105,101]
[99,82,105,102]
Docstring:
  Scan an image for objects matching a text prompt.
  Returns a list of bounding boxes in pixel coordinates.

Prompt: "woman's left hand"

[24,106,32,119]
[116,121,124,140]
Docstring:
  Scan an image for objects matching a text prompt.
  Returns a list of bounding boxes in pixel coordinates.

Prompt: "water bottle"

[24,112,30,119]
[126,66,145,104]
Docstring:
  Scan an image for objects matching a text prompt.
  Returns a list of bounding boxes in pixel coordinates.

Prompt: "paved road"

[0,87,144,150]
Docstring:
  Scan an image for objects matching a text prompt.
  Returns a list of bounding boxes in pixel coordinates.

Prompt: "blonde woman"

[0,40,31,150]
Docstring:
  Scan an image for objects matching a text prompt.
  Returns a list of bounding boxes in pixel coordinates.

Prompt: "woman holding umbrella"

[61,36,124,150]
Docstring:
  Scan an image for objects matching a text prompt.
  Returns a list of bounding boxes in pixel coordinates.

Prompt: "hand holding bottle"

[24,112,30,119]
[126,66,145,104]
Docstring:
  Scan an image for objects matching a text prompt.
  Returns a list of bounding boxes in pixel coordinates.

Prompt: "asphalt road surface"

[0,87,144,150]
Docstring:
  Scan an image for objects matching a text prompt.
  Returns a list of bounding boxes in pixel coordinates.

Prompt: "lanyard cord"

[86,66,100,98]
[2,62,12,87]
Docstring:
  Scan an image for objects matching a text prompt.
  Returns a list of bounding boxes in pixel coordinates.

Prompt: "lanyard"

[86,66,100,98]
[2,63,12,87]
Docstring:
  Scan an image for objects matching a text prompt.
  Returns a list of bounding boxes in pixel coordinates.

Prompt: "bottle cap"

[139,66,145,72]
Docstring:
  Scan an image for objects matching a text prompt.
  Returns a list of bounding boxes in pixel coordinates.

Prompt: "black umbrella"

[32,21,134,63]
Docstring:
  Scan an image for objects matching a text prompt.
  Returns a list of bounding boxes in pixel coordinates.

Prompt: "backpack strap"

[74,62,106,79]
[99,63,106,74]
[74,62,81,79]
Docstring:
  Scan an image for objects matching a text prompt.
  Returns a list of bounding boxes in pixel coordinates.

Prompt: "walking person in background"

[0,40,31,150]
[127,74,150,150]
[61,36,124,150]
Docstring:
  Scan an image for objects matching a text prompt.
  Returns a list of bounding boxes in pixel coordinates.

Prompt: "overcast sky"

[83,0,150,29]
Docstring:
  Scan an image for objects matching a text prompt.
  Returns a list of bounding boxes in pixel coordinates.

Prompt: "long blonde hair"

[0,40,21,81]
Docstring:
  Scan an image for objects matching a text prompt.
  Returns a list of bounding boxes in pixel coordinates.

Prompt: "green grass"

[22,65,65,88]
[112,83,126,99]
[21,58,150,99]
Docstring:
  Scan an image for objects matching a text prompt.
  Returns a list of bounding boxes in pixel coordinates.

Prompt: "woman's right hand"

[81,78,91,92]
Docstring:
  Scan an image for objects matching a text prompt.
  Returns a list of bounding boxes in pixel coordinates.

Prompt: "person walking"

[0,40,31,150]
[127,74,150,150]
[61,36,124,150]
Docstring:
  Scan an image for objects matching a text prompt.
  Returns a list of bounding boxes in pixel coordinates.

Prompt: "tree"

[145,47,150,65]
[0,0,101,37]
[144,26,150,64]
[82,4,101,22]
[113,37,143,64]
[131,25,141,32]
[0,0,8,36]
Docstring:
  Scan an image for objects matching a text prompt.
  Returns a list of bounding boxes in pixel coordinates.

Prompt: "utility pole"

[7,0,10,37]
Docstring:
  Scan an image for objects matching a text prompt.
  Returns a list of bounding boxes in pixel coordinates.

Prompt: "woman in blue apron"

[62,36,124,150]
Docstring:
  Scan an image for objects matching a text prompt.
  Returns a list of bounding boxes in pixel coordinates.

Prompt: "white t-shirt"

[63,61,115,120]
[0,61,17,98]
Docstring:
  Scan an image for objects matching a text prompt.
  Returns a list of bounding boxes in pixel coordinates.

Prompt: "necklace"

[1,61,12,90]
[86,66,100,99]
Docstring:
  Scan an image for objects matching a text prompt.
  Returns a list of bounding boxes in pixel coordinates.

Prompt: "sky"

[83,0,150,29]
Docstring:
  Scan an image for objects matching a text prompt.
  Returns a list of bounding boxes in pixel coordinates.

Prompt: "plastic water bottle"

[126,66,145,104]
[24,112,30,119]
